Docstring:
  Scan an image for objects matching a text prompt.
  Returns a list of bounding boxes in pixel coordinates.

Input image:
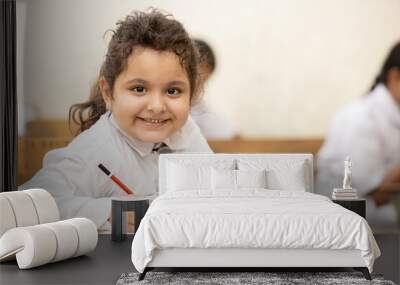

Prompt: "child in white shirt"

[316,41,400,228]
[20,10,212,228]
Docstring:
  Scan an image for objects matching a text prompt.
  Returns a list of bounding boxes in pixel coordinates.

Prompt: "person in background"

[315,41,400,228]
[190,39,240,139]
[19,10,212,229]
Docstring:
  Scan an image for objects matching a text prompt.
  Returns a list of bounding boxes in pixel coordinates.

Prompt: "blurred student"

[315,41,400,228]
[19,11,211,229]
[190,39,240,139]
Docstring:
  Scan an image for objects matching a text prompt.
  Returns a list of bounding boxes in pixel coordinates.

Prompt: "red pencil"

[98,164,135,195]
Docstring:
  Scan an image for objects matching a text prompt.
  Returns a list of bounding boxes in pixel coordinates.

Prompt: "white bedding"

[131,190,380,273]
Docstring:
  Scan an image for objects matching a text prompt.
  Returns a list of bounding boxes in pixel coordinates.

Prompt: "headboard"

[159,153,314,194]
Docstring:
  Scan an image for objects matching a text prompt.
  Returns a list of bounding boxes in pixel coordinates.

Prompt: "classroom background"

[17,0,400,137]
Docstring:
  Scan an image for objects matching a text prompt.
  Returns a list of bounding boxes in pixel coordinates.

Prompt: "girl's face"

[101,47,191,143]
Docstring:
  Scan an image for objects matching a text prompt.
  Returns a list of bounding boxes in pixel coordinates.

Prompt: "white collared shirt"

[315,84,400,228]
[20,112,212,228]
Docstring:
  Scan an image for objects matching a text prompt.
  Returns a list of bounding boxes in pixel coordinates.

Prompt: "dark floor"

[373,233,400,284]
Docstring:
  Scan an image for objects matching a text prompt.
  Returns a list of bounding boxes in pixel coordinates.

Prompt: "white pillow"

[211,169,268,190]
[167,162,212,191]
[238,160,307,191]
[165,159,236,192]
[237,169,267,188]
[211,168,236,190]
[267,162,306,191]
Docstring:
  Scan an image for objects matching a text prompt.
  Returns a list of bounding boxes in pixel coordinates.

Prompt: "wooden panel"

[26,120,78,138]
[18,137,71,184]
[208,138,324,155]
[17,138,27,185]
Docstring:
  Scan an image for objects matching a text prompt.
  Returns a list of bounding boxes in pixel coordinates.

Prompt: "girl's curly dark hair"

[69,10,198,134]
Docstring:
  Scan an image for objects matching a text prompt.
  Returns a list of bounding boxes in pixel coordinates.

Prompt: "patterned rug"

[116,271,396,285]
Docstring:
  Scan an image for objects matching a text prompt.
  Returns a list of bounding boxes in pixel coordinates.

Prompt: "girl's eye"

[167,88,180,96]
[131,86,146,94]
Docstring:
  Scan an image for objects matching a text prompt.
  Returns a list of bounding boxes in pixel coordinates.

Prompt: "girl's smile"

[136,116,171,129]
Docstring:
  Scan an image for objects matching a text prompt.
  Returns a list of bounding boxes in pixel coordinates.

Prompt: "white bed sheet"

[131,189,380,273]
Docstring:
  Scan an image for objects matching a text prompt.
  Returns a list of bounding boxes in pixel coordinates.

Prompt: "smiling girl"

[20,10,212,229]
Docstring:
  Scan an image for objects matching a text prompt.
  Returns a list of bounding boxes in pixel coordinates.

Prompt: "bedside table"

[332,199,366,218]
[111,196,154,242]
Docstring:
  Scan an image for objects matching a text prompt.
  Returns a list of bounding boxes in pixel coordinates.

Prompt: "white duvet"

[131,190,380,273]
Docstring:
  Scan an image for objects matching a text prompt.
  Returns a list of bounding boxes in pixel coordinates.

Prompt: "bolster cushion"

[0,189,60,237]
[0,218,98,269]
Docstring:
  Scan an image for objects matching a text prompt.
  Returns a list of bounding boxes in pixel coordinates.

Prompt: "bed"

[131,154,380,280]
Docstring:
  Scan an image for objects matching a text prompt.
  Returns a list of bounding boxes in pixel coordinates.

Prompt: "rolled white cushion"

[0,189,59,238]
[0,196,17,237]
[42,221,79,262]
[0,226,57,269]
[0,218,97,269]
[0,191,39,227]
[64,218,98,257]
[24,189,60,223]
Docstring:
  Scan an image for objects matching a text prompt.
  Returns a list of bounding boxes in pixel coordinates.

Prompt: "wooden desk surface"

[0,235,134,285]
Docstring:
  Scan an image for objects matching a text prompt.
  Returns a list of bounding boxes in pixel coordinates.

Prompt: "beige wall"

[17,0,400,137]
